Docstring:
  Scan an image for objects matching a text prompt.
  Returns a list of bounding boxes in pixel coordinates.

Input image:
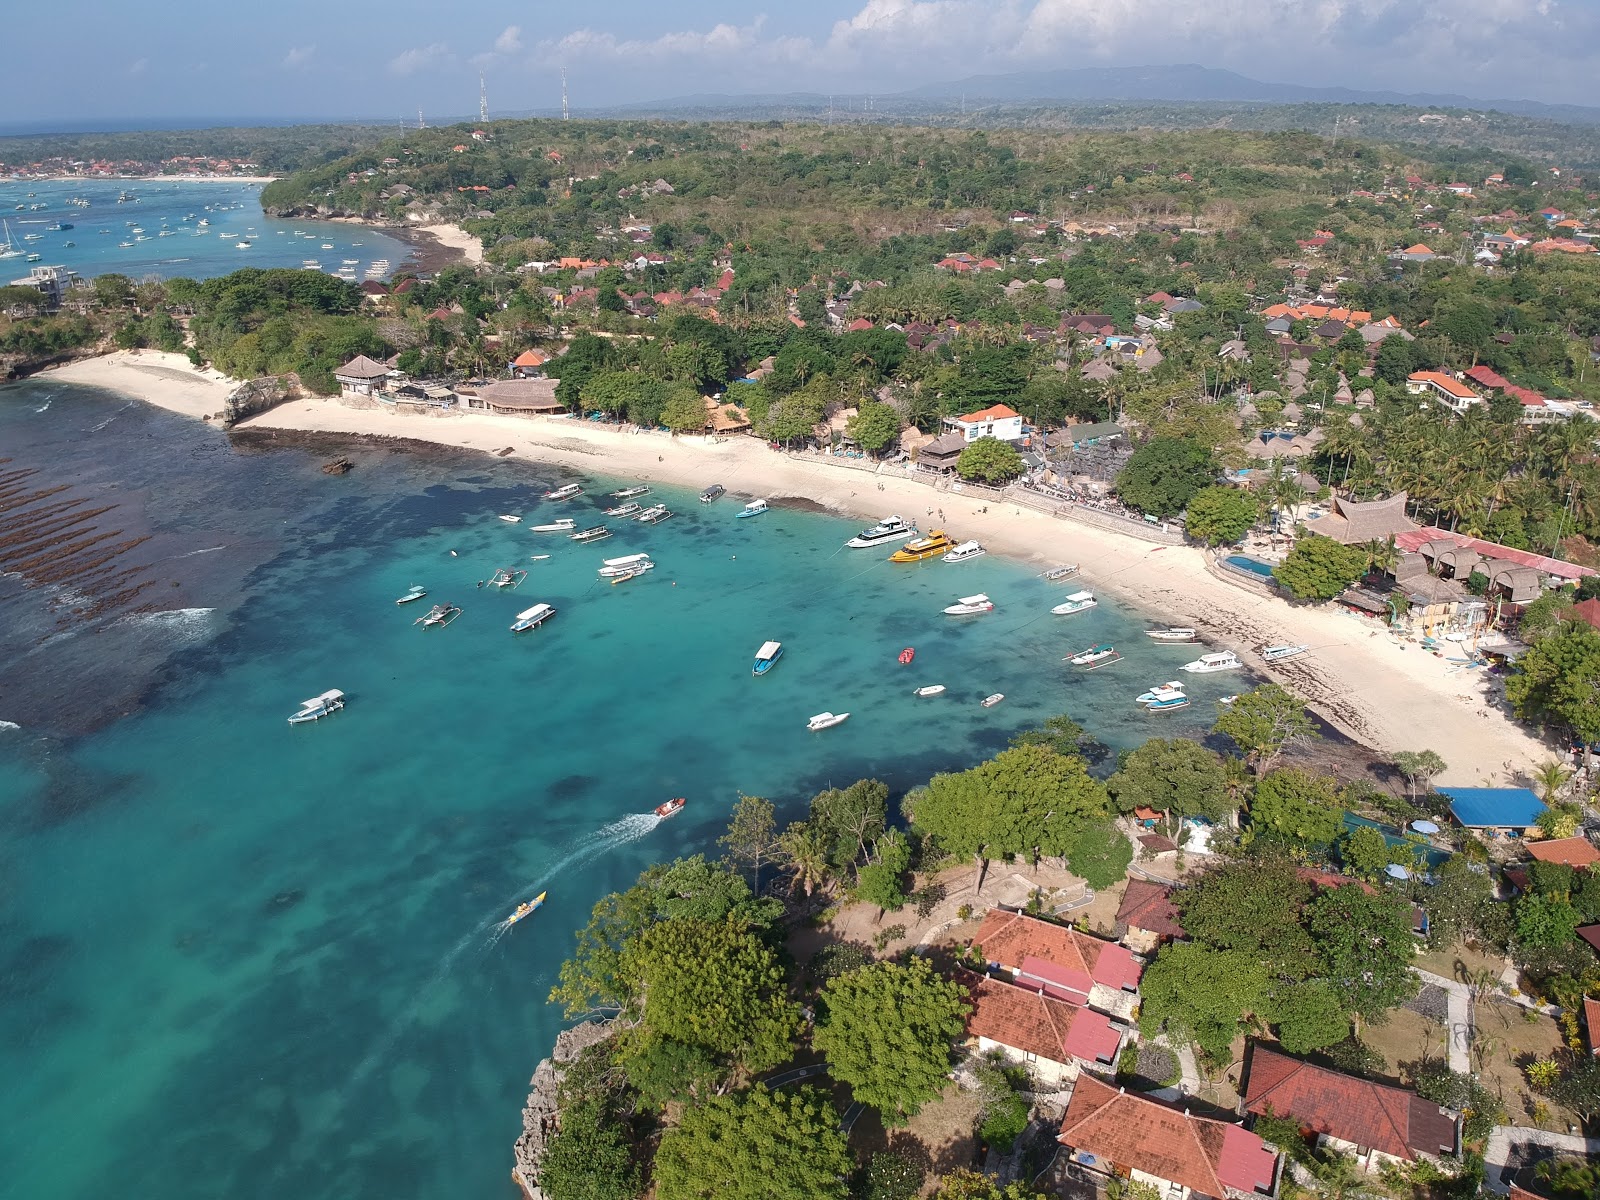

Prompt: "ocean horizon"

[0,379,1243,1200]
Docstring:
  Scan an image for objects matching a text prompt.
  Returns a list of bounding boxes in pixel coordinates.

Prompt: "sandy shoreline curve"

[15,354,1553,786]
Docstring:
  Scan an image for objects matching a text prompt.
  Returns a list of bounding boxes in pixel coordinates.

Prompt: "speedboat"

[898,647,915,665]
[980,693,1005,708]
[942,540,986,563]
[1218,695,1240,705]
[506,892,546,926]
[846,515,916,548]
[738,499,768,518]
[889,530,955,562]
[604,502,643,517]
[395,584,428,605]
[943,593,994,616]
[807,711,850,731]
[1261,643,1309,662]
[1136,681,1186,705]
[699,484,726,503]
[488,567,527,589]
[654,797,686,818]
[287,689,345,724]
[530,519,575,532]
[610,485,650,499]
[1052,591,1097,615]
[570,526,611,543]
[1145,626,1198,642]
[497,514,522,524]
[545,483,583,501]
[415,602,461,628]
[598,553,652,577]
[510,602,556,632]
[753,640,784,676]
[1182,650,1242,673]
[637,505,672,523]
[913,684,947,697]
[1068,643,1120,668]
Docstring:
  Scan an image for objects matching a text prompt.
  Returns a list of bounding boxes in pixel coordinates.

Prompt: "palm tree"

[1530,759,1573,804]
[775,821,832,898]
[1359,537,1399,580]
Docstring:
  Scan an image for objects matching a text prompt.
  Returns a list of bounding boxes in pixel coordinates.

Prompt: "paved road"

[1413,968,1471,1073]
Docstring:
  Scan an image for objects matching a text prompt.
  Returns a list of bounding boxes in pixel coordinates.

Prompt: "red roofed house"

[958,970,1127,1088]
[1525,837,1600,867]
[1117,879,1187,952]
[1571,598,1600,633]
[1058,1075,1281,1200]
[511,349,549,377]
[1241,1044,1460,1168]
[1406,371,1483,414]
[846,317,874,332]
[944,403,1024,444]
[972,908,1143,1011]
[1586,996,1600,1055]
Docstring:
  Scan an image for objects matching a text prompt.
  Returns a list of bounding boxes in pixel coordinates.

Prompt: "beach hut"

[1440,787,1545,838]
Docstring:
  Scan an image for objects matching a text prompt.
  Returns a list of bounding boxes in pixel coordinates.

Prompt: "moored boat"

[1143,693,1191,712]
[753,640,784,676]
[510,602,556,632]
[913,684,946,697]
[610,485,650,499]
[415,602,461,628]
[530,518,576,532]
[506,892,546,926]
[637,505,672,523]
[545,483,583,501]
[497,513,521,524]
[1136,681,1186,705]
[845,515,916,548]
[654,797,686,819]
[699,484,726,503]
[1182,650,1242,673]
[738,498,769,518]
[889,530,955,563]
[1261,643,1309,662]
[1052,590,1098,615]
[898,647,915,665]
[980,693,1005,708]
[943,593,994,616]
[570,526,611,543]
[1067,643,1120,668]
[287,688,346,724]
[488,567,527,589]
[395,584,428,605]
[1144,626,1198,642]
[807,711,850,731]
[598,553,652,576]
[604,502,643,517]
[942,540,986,563]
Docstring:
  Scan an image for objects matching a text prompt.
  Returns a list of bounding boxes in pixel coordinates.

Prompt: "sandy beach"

[416,223,484,264]
[30,353,1552,785]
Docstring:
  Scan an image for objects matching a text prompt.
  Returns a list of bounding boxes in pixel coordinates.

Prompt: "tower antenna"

[561,66,569,121]
[480,72,489,123]
[418,106,426,130]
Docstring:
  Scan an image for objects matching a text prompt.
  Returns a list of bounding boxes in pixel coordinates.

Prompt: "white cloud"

[282,45,316,70]
[495,25,523,54]
[388,42,452,76]
[543,18,809,66]
[128,57,148,77]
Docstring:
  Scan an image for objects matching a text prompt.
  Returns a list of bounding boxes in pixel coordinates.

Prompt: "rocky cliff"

[221,376,296,427]
[512,1020,616,1200]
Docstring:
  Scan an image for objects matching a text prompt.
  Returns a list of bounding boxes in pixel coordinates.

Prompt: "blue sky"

[4,0,1598,125]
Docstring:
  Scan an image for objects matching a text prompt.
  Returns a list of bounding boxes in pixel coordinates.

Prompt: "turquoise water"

[0,178,411,281]
[1225,554,1277,580]
[0,382,1244,1200]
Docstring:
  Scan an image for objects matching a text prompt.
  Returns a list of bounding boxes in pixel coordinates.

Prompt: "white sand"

[225,397,1552,786]
[417,223,484,264]
[44,350,234,419]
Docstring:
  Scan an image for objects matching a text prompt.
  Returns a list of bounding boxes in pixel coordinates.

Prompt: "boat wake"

[34,396,52,414]
[175,545,228,559]
[113,607,217,646]
[86,400,137,433]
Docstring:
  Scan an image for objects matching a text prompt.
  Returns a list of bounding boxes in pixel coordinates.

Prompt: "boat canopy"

[756,640,783,660]
[306,689,345,705]
[1064,591,1094,602]
[956,594,990,606]
[602,553,652,567]
[515,604,553,621]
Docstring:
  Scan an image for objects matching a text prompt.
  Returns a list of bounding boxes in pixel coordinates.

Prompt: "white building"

[944,402,1024,443]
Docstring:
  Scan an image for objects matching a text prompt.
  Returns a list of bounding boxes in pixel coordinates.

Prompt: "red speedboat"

[898,647,915,665]
[654,797,686,819]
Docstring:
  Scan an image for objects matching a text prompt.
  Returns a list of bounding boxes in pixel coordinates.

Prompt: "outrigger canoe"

[506,892,547,927]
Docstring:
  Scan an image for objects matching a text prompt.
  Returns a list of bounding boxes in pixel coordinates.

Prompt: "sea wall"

[511,1020,616,1200]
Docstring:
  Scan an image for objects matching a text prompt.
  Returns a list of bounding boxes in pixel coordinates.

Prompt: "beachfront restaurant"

[1440,787,1546,839]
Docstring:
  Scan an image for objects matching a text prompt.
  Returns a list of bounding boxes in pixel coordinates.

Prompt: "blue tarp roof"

[1441,787,1545,828]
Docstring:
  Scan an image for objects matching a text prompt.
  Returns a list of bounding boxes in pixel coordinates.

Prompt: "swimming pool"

[1225,554,1278,580]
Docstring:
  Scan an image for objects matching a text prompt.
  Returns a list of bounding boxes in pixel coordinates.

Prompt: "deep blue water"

[0,381,1243,1200]
[0,179,410,281]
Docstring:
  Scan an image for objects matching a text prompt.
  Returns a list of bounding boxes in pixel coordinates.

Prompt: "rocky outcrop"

[512,1020,616,1200]
[221,376,295,427]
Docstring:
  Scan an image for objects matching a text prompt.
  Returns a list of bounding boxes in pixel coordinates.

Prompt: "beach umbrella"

[1384,864,1412,881]
[1410,820,1440,834]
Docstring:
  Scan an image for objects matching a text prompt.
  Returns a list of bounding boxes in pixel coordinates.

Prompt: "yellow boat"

[507,892,547,926]
[889,529,955,563]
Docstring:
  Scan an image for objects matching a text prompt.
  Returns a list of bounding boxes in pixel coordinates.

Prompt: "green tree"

[660,386,708,434]
[536,1098,640,1200]
[856,828,912,917]
[809,779,890,874]
[1115,437,1217,518]
[813,957,970,1123]
[720,794,778,892]
[1213,684,1318,775]
[1550,1059,1600,1120]
[846,400,902,454]
[1184,485,1262,546]
[1176,857,1315,968]
[955,436,1025,484]
[1420,855,1497,947]
[654,1084,851,1200]
[1339,827,1394,881]
[1506,624,1600,741]
[1391,749,1447,800]
[1107,739,1233,833]
[1140,942,1270,1060]
[1514,893,1582,951]
[1249,768,1344,846]
[1067,821,1135,887]
[1270,979,1351,1054]
[930,1170,1048,1200]
[775,820,833,897]
[1273,534,1368,600]
[1307,886,1420,1019]
[861,1151,925,1200]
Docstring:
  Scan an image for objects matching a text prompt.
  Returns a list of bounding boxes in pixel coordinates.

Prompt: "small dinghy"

[898,647,915,665]
[807,711,850,731]
[913,684,946,697]
[497,514,522,524]
[980,693,1005,708]
[528,554,551,562]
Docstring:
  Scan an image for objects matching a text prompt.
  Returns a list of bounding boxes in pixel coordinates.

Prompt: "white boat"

[943,593,994,616]
[1261,644,1309,662]
[530,519,575,532]
[395,584,428,605]
[1218,695,1239,705]
[807,711,850,731]
[598,553,652,576]
[236,241,251,249]
[980,693,1005,708]
[610,485,650,499]
[753,641,784,676]
[1182,650,1242,674]
[528,554,551,562]
[600,560,656,579]
[488,567,527,589]
[699,484,726,503]
[942,540,986,563]
[1067,643,1120,668]
[1144,626,1198,642]
[604,502,642,517]
[320,242,334,249]
[913,684,947,697]
[497,514,521,524]
[287,688,346,725]
[1052,591,1098,615]
[510,602,556,632]
[415,603,461,628]
[846,515,916,548]
[1136,681,1186,705]
[738,499,769,518]
[637,505,672,523]
[545,483,583,501]
[570,526,611,543]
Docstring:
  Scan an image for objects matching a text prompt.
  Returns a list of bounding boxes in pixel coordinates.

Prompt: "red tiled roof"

[512,350,548,368]
[960,971,1121,1066]
[973,909,1143,990]
[1572,598,1600,631]
[1393,528,1596,580]
[1408,371,1479,402]
[955,403,1022,424]
[846,318,874,332]
[1116,879,1186,940]
[1243,1044,1458,1161]
[1585,996,1600,1055]
[1059,1075,1277,1197]
[1465,365,1511,390]
[1526,837,1600,867]
[1581,924,1600,953]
